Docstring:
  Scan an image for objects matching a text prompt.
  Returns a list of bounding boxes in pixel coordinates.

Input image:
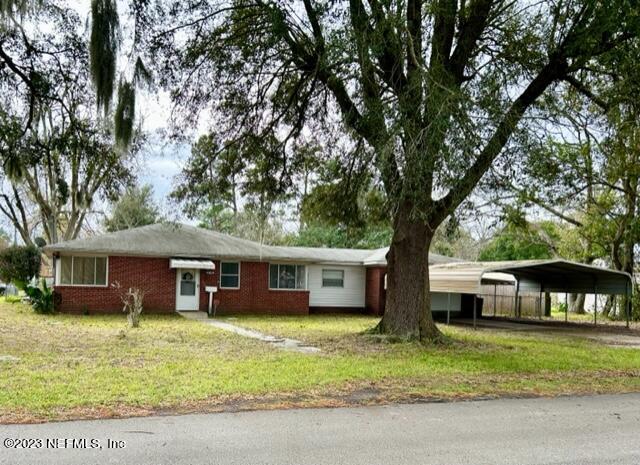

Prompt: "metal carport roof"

[430,259,634,328]
[429,260,633,296]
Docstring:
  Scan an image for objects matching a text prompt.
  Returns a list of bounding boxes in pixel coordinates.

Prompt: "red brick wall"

[55,256,309,315]
[55,256,176,314]
[365,267,387,316]
[201,261,309,315]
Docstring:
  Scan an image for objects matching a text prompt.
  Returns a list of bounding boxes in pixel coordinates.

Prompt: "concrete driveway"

[2,394,640,465]
[453,318,640,348]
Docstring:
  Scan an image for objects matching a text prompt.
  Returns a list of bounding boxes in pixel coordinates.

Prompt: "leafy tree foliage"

[431,216,482,261]
[147,0,639,340]
[0,1,137,245]
[171,135,244,219]
[0,0,147,148]
[286,223,392,250]
[0,245,41,289]
[104,184,160,232]
[478,223,558,261]
[172,132,297,244]
[197,205,289,245]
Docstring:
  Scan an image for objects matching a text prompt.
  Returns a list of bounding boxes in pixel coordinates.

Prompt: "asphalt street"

[1,393,640,465]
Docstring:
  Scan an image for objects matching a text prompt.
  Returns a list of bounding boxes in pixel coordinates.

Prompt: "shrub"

[113,282,145,328]
[122,288,144,328]
[24,279,55,314]
[0,245,41,290]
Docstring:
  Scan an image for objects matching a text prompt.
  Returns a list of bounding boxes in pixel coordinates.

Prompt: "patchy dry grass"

[1,302,640,423]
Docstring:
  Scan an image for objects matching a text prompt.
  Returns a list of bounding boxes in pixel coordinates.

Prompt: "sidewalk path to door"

[178,311,321,353]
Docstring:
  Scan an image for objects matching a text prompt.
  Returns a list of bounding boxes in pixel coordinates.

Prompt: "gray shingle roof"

[44,223,460,266]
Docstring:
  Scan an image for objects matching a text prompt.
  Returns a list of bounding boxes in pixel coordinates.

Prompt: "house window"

[59,256,107,286]
[269,264,306,290]
[322,269,344,288]
[220,262,240,288]
[180,271,196,295]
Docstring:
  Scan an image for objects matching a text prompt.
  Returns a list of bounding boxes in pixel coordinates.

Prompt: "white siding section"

[431,292,462,312]
[308,265,366,308]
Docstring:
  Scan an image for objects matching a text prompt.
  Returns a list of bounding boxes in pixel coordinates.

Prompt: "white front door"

[176,268,200,311]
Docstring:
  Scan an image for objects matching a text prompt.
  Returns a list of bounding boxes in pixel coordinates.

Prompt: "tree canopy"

[0,245,41,290]
[145,0,640,340]
[104,184,161,232]
[0,0,139,245]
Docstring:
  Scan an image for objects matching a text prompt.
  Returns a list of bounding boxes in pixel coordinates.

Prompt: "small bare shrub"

[113,282,145,328]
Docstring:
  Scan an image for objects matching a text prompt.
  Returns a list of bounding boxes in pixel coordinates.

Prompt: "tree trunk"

[569,293,585,314]
[377,203,443,342]
[544,292,551,317]
[602,295,614,318]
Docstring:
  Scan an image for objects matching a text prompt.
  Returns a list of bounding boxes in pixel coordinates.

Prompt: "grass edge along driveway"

[1,302,640,423]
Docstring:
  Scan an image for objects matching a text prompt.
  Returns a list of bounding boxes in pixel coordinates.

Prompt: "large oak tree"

[149,0,640,341]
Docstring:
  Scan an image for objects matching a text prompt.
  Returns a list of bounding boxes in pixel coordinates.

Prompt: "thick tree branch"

[433,54,569,222]
[448,0,494,84]
[563,75,609,111]
[527,195,584,227]
[429,0,457,70]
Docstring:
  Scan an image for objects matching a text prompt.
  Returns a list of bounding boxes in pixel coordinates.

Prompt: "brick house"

[44,223,460,315]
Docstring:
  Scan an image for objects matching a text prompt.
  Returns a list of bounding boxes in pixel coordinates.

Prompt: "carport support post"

[626,281,631,329]
[565,293,568,323]
[493,284,497,317]
[514,280,520,319]
[538,288,543,320]
[446,293,451,325]
[594,284,598,327]
[473,295,477,329]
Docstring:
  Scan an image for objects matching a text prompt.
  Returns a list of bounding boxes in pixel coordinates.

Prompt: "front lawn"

[1,302,640,423]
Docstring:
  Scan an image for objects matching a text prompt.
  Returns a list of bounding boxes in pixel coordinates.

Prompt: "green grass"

[547,309,633,325]
[1,301,640,423]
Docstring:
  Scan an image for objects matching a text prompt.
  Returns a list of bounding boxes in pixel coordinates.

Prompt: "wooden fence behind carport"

[479,284,543,317]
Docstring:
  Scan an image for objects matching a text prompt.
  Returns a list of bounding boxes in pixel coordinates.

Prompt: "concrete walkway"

[179,311,321,353]
[2,394,640,465]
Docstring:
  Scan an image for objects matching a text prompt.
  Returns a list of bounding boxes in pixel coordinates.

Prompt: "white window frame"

[56,255,109,287]
[268,263,307,291]
[322,269,345,288]
[219,261,241,289]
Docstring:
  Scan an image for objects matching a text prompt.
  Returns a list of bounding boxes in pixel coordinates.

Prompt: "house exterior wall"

[54,253,469,317]
[202,260,310,315]
[307,265,366,309]
[431,292,462,312]
[54,256,310,315]
[365,267,387,315]
[54,256,177,314]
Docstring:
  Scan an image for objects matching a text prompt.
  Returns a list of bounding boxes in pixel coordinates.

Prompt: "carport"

[429,260,634,329]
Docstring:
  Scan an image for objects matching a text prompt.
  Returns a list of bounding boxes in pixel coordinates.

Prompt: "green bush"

[24,280,55,314]
[0,245,41,290]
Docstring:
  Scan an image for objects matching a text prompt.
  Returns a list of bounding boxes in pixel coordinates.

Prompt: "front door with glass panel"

[176,268,200,311]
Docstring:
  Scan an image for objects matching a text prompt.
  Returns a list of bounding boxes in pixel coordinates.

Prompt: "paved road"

[2,394,640,465]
